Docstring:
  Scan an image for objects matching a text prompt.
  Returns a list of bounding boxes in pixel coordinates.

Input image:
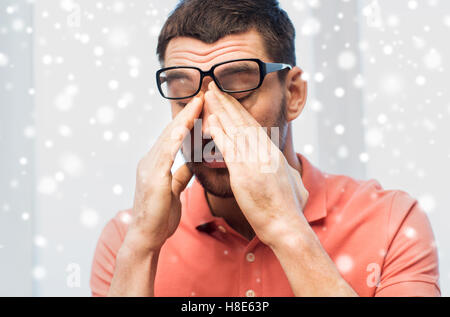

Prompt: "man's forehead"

[164,30,268,69]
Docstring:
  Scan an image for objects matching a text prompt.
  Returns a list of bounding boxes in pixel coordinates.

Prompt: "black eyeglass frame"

[156,58,292,100]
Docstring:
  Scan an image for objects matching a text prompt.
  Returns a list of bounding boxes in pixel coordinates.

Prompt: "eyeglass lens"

[158,60,260,99]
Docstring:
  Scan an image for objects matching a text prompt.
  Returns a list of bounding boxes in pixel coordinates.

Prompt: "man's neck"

[205,127,302,242]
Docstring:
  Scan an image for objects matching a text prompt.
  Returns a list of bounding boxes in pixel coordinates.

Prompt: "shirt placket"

[237,238,263,297]
[198,217,264,297]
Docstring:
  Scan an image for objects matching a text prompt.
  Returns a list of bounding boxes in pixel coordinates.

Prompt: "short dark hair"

[157,0,296,69]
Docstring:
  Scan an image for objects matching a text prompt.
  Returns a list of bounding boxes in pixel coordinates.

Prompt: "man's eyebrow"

[164,70,193,80]
[216,64,256,76]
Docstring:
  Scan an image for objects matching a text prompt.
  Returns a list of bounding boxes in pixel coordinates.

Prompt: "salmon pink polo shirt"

[90,153,440,297]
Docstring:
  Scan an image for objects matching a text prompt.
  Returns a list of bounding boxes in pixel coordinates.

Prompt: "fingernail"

[209,113,217,122]
[208,81,216,90]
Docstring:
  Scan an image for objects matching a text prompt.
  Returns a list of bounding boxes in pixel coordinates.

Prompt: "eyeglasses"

[156,58,292,100]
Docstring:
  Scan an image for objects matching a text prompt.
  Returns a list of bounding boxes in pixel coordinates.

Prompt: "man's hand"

[204,82,309,248]
[108,94,203,297]
[124,93,203,253]
[204,83,357,296]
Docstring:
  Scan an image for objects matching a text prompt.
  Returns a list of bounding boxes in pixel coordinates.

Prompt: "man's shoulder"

[323,171,418,219]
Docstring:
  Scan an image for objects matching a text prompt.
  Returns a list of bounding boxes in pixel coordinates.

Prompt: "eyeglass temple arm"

[264,62,292,74]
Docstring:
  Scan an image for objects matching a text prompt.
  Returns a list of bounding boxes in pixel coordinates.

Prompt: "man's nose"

[199,77,214,137]
[200,77,214,94]
[199,99,212,138]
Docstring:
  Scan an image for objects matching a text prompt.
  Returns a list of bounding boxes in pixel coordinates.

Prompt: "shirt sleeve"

[375,191,440,297]
[90,211,128,297]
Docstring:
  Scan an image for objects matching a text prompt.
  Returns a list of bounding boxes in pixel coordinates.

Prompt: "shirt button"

[246,289,255,297]
[246,252,255,263]
[217,225,227,233]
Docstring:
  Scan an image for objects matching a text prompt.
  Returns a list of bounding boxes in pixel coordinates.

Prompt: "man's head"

[157,0,307,197]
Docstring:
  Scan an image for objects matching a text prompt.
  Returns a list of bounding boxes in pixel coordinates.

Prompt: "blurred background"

[0,0,449,296]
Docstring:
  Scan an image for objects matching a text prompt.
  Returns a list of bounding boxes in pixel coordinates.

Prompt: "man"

[90,0,440,297]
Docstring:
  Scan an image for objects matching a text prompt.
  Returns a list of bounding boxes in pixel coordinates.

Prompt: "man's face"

[164,30,288,197]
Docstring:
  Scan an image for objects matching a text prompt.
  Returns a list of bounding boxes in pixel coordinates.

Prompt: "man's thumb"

[172,164,193,197]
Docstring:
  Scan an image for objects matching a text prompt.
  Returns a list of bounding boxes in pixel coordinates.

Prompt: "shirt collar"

[297,153,328,223]
[184,153,328,233]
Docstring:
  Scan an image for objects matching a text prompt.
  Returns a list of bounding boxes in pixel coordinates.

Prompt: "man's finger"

[207,114,236,164]
[163,92,204,141]
[209,81,260,128]
[204,88,236,133]
[153,93,204,172]
[172,163,193,197]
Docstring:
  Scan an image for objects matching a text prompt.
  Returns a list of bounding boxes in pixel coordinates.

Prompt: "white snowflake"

[93,46,104,57]
[112,1,126,13]
[34,235,47,248]
[6,5,18,15]
[21,212,30,221]
[444,15,450,27]
[301,17,321,36]
[310,99,323,112]
[383,45,393,55]
[303,144,314,155]
[54,85,79,112]
[334,87,346,98]
[314,72,325,83]
[80,208,99,228]
[337,50,357,70]
[59,153,83,177]
[377,113,388,125]
[359,152,370,163]
[42,54,53,65]
[337,145,349,159]
[103,130,114,141]
[334,124,345,135]
[12,18,25,32]
[415,75,426,86]
[365,127,384,147]
[55,171,65,182]
[32,266,47,280]
[412,36,426,49]
[113,184,123,195]
[60,0,76,12]
[108,80,119,91]
[0,52,9,67]
[19,157,28,165]
[118,131,130,142]
[418,194,436,214]
[336,255,354,274]
[380,74,404,95]
[108,28,129,48]
[404,226,417,239]
[38,177,58,195]
[58,125,72,137]
[407,0,418,10]
[423,49,442,70]
[353,74,365,88]
[96,106,115,124]
[120,212,132,224]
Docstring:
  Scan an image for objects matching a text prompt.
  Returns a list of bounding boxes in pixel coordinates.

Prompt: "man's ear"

[284,66,308,122]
